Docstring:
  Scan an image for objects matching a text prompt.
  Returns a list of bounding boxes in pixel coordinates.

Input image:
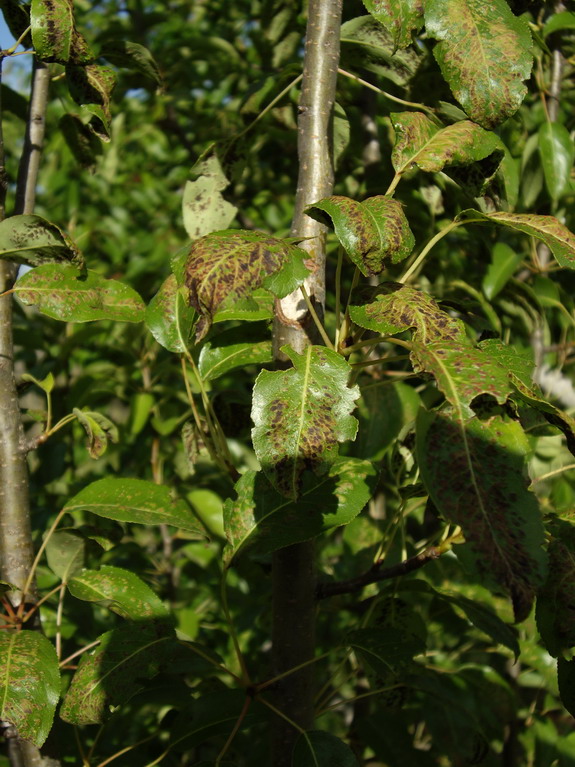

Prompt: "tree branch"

[15,61,50,215]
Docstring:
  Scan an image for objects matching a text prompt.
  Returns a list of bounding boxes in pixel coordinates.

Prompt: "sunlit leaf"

[21,371,54,394]
[538,122,574,201]
[46,529,86,582]
[0,214,83,268]
[68,565,170,620]
[31,0,74,62]
[0,631,60,747]
[182,177,237,241]
[482,242,523,300]
[251,345,360,498]
[424,0,533,128]
[184,229,309,341]
[145,274,196,353]
[73,408,118,459]
[198,324,272,381]
[543,11,575,37]
[361,0,423,49]
[63,478,204,534]
[292,731,360,767]
[223,458,376,565]
[416,408,547,622]
[477,340,533,386]
[15,265,145,323]
[350,282,467,342]
[306,196,414,276]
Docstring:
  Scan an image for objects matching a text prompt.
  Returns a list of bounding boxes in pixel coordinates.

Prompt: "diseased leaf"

[416,408,547,622]
[482,242,523,300]
[145,274,196,353]
[182,176,237,241]
[0,631,60,747]
[477,340,533,386]
[31,0,74,62]
[537,518,575,657]
[46,529,86,581]
[424,0,533,128]
[0,214,83,268]
[66,63,117,140]
[213,288,273,324]
[223,458,376,565]
[60,624,172,725]
[15,265,145,323]
[306,196,414,276]
[350,282,466,343]
[361,0,423,49]
[63,478,204,534]
[68,565,170,620]
[538,122,574,201]
[60,114,102,168]
[99,40,162,86]
[73,408,118,458]
[292,731,360,767]
[198,324,272,381]
[510,374,575,456]
[184,229,309,341]
[391,112,503,175]
[251,346,360,499]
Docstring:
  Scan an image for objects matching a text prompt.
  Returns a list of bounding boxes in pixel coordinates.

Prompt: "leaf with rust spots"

[478,339,533,386]
[391,112,504,177]
[182,176,237,241]
[0,214,84,269]
[73,408,118,459]
[416,408,547,622]
[251,346,360,499]
[306,196,414,276]
[510,374,575,457]
[66,63,116,140]
[223,458,377,565]
[457,209,575,270]
[31,0,74,62]
[14,264,145,323]
[99,40,163,86]
[424,0,532,129]
[184,229,309,341]
[0,631,60,747]
[361,0,423,49]
[350,282,467,343]
[537,518,575,657]
[145,274,196,353]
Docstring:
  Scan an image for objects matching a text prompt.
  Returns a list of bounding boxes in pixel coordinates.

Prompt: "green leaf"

[99,40,163,85]
[361,0,423,49]
[538,122,574,201]
[558,657,575,718]
[145,274,196,353]
[416,408,547,622]
[477,339,533,386]
[184,229,309,341]
[391,112,503,175]
[198,324,272,381]
[60,624,171,725]
[446,593,520,659]
[0,631,60,747]
[0,0,31,44]
[292,731,360,767]
[73,408,118,459]
[46,529,86,582]
[66,63,117,141]
[14,265,145,323]
[458,208,575,270]
[63,478,204,534]
[60,113,102,168]
[182,177,237,242]
[31,0,74,62]
[424,0,533,128]
[354,381,421,461]
[350,282,467,343]
[537,519,575,657]
[306,196,414,276]
[543,11,575,37]
[0,214,83,269]
[21,371,54,394]
[213,288,273,324]
[482,242,524,300]
[223,458,376,565]
[251,346,360,499]
[346,627,424,674]
[68,565,170,620]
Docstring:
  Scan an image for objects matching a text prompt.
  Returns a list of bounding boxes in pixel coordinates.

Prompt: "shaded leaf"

[63,478,204,534]
[538,122,574,201]
[391,112,503,176]
[251,346,359,498]
[68,565,170,620]
[73,408,118,459]
[306,196,414,276]
[0,0,31,44]
[424,0,533,128]
[361,0,423,49]
[347,627,424,674]
[292,731,360,767]
[447,593,520,659]
[0,631,60,747]
[145,274,196,353]
[99,40,162,85]
[223,458,376,565]
[354,381,421,460]
[416,408,547,622]
[45,529,86,582]
[482,242,523,300]
[184,229,309,341]
[60,624,171,725]
[14,265,145,323]
[537,518,575,657]
[510,374,575,456]
[60,113,102,168]
[558,657,575,718]
[198,324,272,381]
[0,214,83,269]
[66,63,116,140]
[31,0,74,62]
[350,282,466,343]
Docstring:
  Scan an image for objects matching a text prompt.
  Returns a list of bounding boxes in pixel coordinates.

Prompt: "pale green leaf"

[0,214,83,268]
[482,242,523,300]
[45,529,86,582]
[538,122,574,201]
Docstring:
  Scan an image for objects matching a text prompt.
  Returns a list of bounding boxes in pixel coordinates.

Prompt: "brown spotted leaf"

[410,340,512,418]
[510,374,575,457]
[537,518,575,657]
[416,408,547,622]
[251,346,360,499]
[457,209,575,270]
[361,0,423,49]
[424,0,533,129]
[306,195,414,276]
[184,229,309,341]
[31,0,74,62]
[391,112,504,175]
[349,282,467,342]
[66,63,116,140]
[0,214,84,269]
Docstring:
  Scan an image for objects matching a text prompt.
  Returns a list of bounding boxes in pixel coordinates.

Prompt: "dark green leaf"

[31,0,74,62]
[198,324,272,381]
[510,374,575,456]
[354,381,421,460]
[477,340,533,386]
[558,657,575,718]
[60,114,102,168]
[538,122,574,201]
[447,593,520,658]
[0,214,83,268]
[543,11,575,37]
[361,0,423,49]
[251,345,359,498]
[0,0,31,44]
[99,40,162,85]
[482,242,523,300]
[424,0,532,128]
[63,478,204,534]
[292,731,360,767]
[15,265,145,323]
[347,627,424,674]
[45,529,86,582]
[306,196,414,276]
[0,631,60,747]
[66,63,116,141]
[73,408,118,458]
[145,274,196,353]
[537,519,575,657]
[184,229,309,341]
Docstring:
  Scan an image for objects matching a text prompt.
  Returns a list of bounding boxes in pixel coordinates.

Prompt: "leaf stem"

[220,571,250,685]
[18,508,67,609]
[255,650,331,692]
[176,639,240,681]
[337,67,436,115]
[59,638,101,668]
[384,172,402,197]
[4,26,31,56]
[300,283,334,349]
[334,246,344,347]
[232,73,303,145]
[257,695,306,735]
[215,695,252,765]
[532,463,575,484]
[398,220,462,283]
[94,733,158,767]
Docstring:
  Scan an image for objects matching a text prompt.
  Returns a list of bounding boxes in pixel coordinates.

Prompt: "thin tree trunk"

[270,1,342,764]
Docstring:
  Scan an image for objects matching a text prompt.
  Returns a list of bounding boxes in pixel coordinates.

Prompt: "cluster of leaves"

[2,0,575,765]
